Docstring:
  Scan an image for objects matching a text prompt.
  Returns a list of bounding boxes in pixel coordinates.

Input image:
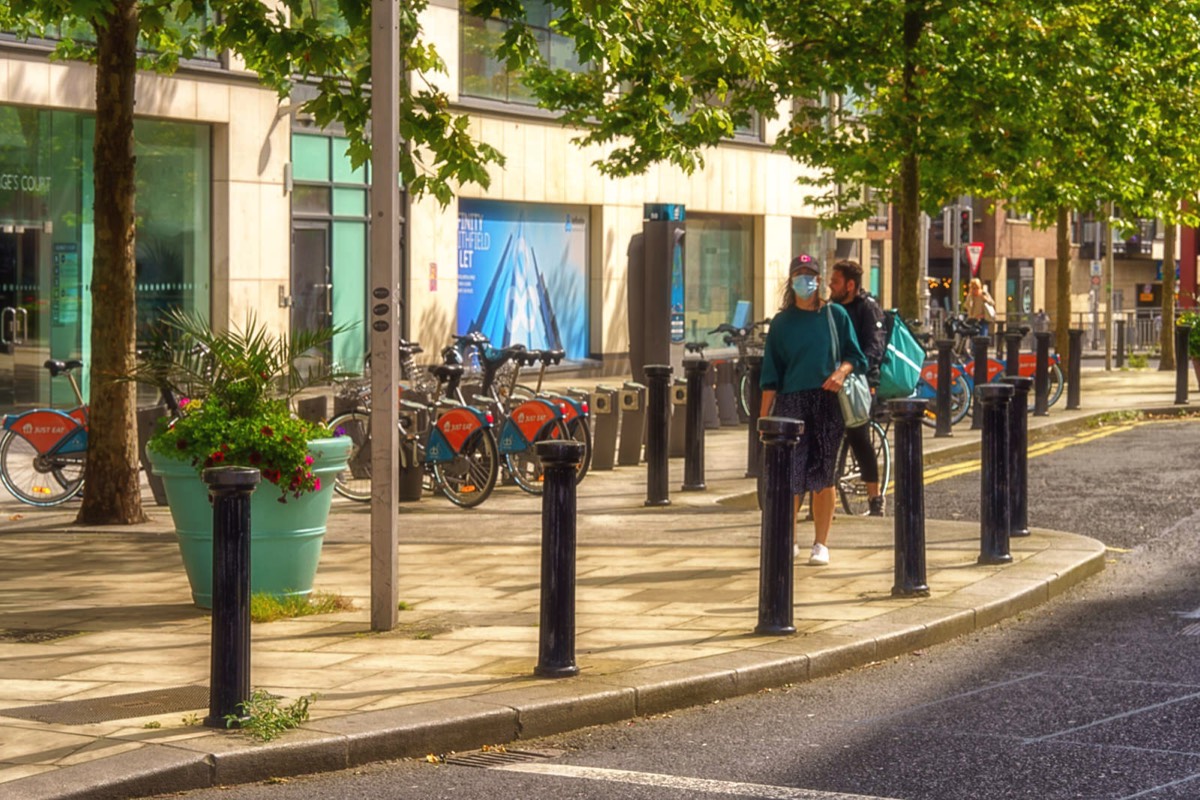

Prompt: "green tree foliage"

[0,0,504,523]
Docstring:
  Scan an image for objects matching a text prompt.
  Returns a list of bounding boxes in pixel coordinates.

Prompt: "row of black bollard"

[682,354,709,491]
[643,365,673,507]
[1033,331,1051,417]
[1067,329,1084,410]
[1176,323,1192,406]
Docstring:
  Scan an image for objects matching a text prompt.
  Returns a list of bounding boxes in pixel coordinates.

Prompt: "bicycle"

[834,403,892,516]
[709,320,769,417]
[945,316,1065,409]
[910,329,974,428]
[0,359,88,506]
[464,344,587,493]
[329,360,501,508]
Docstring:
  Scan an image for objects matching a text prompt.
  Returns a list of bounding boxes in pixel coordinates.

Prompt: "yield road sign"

[965,242,984,274]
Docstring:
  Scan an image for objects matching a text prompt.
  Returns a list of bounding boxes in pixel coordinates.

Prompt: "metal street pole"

[369,0,401,631]
[1105,202,1115,371]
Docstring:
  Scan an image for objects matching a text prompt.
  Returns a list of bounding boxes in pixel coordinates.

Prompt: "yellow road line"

[922,420,1141,486]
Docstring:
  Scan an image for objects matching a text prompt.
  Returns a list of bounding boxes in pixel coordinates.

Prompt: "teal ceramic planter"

[148,436,352,609]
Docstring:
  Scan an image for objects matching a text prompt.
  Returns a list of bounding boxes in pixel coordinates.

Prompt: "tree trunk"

[895,2,922,323]
[77,0,147,525]
[1159,204,1178,371]
[1055,206,1072,375]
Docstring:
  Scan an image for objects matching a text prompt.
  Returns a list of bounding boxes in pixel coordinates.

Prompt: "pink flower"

[312,477,321,492]
[304,455,314,466]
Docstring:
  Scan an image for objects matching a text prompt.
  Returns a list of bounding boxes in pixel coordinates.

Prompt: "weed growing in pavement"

[182,713,201,726]
[1127,353,1149,369]
[249,591,353,623]
[397,601,412,611]
[1086,410,1143,429]
[413,631,434,640]
[225,690,315,741]
[143,721,162,729]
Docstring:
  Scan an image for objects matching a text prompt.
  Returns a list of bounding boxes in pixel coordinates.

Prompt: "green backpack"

[877,311,925,400]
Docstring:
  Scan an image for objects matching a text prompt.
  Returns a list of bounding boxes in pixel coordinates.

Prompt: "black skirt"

[773,388,844,494]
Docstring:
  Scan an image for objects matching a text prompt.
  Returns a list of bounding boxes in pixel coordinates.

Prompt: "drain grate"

[0,685,209,725]
[0,629,85,644]
[445,749,561,769]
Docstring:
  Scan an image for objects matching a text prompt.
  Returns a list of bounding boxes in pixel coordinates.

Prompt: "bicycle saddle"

[684,342,708,355]
[480,344,526,368]
[453,332,489,346]
[537,349,564,366]
[44,359,83,377]
[428,363,464,382]
[398,339,424,356]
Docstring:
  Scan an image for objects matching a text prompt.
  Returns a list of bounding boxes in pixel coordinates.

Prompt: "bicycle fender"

[499,398,561,454]
[426,406,488,462]
[3,409,87,454]
[545,394,584,422]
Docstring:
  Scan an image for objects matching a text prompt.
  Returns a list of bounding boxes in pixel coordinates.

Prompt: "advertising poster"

[457,199,589,360]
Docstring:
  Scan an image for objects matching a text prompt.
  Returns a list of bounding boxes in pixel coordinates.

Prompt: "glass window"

[134,118,212,343]
[293,185,330,215]
[460,1,588,105]
[685,213,754,348]
[292,135,331,182]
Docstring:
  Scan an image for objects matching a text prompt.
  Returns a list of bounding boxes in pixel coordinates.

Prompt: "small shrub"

[250,591,354,623]
[226,690,315,741]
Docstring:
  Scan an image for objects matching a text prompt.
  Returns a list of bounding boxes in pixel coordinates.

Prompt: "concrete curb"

[13,531,1107,800]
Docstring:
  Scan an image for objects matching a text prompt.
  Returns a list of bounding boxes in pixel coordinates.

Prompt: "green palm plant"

[140,310,351,500]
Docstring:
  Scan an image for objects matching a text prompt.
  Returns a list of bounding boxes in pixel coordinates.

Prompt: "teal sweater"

[760,303,867,394]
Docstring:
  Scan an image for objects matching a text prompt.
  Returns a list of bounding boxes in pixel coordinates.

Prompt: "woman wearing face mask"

[759,254,867,566]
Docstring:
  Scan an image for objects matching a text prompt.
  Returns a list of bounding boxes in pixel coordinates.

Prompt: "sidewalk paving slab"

[0,366,1192,799]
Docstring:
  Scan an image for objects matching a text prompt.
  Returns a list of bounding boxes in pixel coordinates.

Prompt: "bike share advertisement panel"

[498,397,559,454]
[457,200,589,360]
[3,408,86,453]
[425,406,488,464]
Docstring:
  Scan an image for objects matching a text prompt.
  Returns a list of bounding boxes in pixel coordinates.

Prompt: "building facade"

[1,3,896,415]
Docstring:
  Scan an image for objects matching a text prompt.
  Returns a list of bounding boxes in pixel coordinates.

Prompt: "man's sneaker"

[808,543,830,566]
[868,496,885,517]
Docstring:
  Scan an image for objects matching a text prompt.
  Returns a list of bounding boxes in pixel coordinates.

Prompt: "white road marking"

[1024,690,1200,744]
[495,762,902,799]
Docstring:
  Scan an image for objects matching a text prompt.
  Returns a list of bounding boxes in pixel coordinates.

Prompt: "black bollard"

[755,416,804,635]
[1033,331,1052,417]
[1001,376,1033,538]
[935,339,954,438]
[1004,331,1023,377]
[203,466,260,729]
[744,355,764,478]
[1067,329,1084,410]
[1116,319,1126,369]
[1177,324,1193,405]
[643,364,673,507]
[682,356,709,490]
[978,383,1014,565]
[970,336,990,431]
[534,440,585,678]
[993,320,1006,353]
[890,398,930,596]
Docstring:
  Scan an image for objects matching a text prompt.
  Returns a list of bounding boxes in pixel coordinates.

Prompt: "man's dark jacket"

[842,291,887,387]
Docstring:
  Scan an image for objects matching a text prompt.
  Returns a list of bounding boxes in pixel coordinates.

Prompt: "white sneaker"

[808,543,829,566]
[793,542,801,559]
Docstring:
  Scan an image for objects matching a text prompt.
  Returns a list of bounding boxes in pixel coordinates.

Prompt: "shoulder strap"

[825,303,840,370]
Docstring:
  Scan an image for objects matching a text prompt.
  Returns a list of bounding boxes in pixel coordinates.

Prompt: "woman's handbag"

[826,305,871,428]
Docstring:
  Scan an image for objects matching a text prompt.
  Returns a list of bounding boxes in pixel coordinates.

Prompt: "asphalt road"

[162,417,1200,800]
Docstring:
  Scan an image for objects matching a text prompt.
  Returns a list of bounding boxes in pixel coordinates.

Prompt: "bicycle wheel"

[329,410,372,501]
[1047,362,1065,407]
[433,428,499,508]
[919,372,970,428]
[504,419,571,495]
[0,430,85,506]
[949,371,971,425]
[738,371,752,418]
[566,416,592,484]
[835,421,890,516]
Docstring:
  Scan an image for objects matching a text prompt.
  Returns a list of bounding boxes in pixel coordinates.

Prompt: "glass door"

[290,223,331,374]
[0,227,50,412]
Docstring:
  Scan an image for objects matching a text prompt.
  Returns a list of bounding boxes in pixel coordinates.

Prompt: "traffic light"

[959,206,973,245]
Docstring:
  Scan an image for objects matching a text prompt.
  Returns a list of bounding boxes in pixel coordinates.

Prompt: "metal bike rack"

[590,386,619,471]
[617,382,646,466]
[714,360,740,426]
[669,378,687,458]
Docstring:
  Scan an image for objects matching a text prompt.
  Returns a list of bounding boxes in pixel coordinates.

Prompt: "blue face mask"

[792,274,818,299]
